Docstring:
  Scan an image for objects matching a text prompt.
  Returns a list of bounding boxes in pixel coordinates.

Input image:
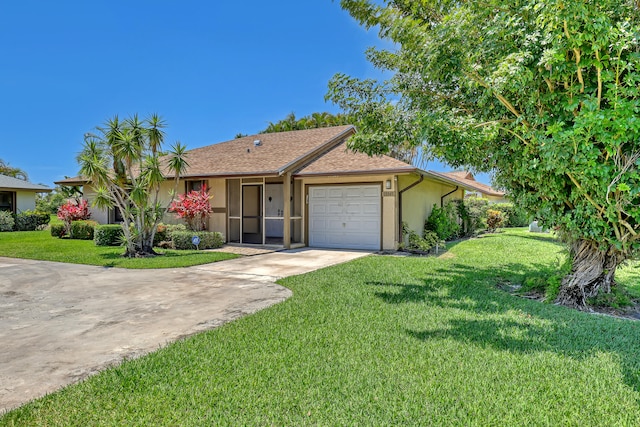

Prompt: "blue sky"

[0,1,479,187]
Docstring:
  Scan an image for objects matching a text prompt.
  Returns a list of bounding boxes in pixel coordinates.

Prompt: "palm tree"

[0,159,28,180]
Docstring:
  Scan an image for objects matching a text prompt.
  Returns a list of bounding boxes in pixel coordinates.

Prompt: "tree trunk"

[555,239,623,308]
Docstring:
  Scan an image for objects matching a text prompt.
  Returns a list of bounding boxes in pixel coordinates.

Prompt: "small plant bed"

[0,230,237,268]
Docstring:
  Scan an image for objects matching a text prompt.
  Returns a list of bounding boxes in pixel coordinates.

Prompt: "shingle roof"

[0,174,52,192]
[295,141,415,176]
[55,126,419,183]
[177,125,357,178]
[428,170,505,197]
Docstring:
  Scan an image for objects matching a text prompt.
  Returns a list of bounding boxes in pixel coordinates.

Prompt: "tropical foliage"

[0,159,28,180]
[168,185,213,232]
[77,114,189,257]
[57,199,90,237]
[331,0,640,307]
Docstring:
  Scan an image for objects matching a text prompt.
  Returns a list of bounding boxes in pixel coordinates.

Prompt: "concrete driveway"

[0,248,368,412]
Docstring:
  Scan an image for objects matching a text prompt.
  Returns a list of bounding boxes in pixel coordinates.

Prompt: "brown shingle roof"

[56,125,419,183]
[429,170,505,197]
[177,125,356,178]
[295,141,416,176]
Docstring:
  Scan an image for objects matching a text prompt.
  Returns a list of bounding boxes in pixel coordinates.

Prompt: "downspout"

[441,186,459,207]
[398,174,424,243]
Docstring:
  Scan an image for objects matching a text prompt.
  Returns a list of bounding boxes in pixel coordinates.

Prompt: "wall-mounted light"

[385,179,392,190]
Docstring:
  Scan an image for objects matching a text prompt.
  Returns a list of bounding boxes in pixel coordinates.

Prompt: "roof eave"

[1,186,52,192]
[295,167,416,178]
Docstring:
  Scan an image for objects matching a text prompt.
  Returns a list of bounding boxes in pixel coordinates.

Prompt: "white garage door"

[308,185,381,250]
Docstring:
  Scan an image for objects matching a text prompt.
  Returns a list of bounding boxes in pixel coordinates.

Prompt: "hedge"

[171,230,224,250]
[154,223,187,246]
[94,224,124,246]
[71,220,98,240]
[14,211,50,231]
[50,223,66,238]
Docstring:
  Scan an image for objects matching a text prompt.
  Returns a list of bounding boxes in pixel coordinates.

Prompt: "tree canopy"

[0,159,28,180]
[330,0,640,307]
[261,111,353,133]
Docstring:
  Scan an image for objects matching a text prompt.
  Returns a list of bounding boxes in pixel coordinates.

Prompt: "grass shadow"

[369,261,640,392]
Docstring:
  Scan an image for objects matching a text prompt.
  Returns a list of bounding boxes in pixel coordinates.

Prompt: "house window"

[186,180,206,193]
[0,191,15,213]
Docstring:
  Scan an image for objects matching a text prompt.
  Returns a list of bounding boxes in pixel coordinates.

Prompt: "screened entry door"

[242,185,263,244]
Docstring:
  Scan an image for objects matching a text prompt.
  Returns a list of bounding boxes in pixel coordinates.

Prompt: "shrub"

[154,223,188,245]
[0,211,15,232]
[491,202,530,227]
[171,230,224,250]
[50,223,66,238]
[94,224,124,246]
[486,209,504,232]
[14,210,50,231]
[71,220,98,240]
[425,202,461,241]
[169,186,213,231]
[400,222,444,253]
[153,223,168,245]
[57,199,91,236]
[461,197,490,234]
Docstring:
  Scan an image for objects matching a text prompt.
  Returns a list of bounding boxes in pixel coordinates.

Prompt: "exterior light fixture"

[385,179,392,189]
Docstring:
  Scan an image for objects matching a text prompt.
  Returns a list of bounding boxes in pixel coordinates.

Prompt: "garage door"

[308,185,381,250]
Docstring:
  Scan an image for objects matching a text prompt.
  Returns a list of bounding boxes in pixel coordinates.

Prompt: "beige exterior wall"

[300,173,398,250]
[399,175,464,242]
[82,187,110,224]
[15,191,37,213]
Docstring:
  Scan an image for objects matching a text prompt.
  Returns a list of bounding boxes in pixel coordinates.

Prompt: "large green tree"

[78,114,188,257]
[329,0,640,307]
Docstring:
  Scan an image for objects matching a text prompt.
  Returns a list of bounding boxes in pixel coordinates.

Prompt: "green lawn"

[3,229,640,425]
[0,230,237,268]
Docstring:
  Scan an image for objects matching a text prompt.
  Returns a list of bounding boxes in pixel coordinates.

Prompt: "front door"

[242,185,263,244]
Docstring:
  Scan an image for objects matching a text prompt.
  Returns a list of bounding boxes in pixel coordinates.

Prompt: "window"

[186,180,206,193]
[0,191,15,213]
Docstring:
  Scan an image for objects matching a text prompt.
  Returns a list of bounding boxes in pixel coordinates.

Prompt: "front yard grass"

[3,229,640,425]
[0,230,237,268]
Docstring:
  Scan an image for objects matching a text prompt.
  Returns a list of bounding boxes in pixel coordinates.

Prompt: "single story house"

[0,174,52,213]
[57,125,504,251]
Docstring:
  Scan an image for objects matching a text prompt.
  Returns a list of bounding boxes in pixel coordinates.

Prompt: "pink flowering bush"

[169,186,213,231]
[57,199,91,237]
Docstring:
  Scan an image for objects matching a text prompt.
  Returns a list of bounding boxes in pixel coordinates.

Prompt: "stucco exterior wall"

[300,173,398,250]
[15,191,36,213]
[82,187,110,224]
[399,175,464,241]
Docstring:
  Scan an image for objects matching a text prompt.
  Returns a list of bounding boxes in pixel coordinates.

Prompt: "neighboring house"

[0,174,52,213]
[56,125,503,251]
[428,170,506,203]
